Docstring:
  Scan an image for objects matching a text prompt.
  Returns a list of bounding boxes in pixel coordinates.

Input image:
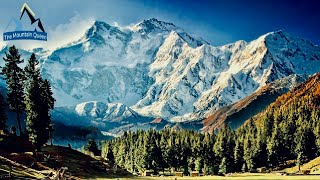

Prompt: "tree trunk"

[204,164,207,175]
[16,111,22,137]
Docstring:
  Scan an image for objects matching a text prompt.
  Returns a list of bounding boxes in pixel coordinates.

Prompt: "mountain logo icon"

[3,3,48,41]
[20,3,46,32]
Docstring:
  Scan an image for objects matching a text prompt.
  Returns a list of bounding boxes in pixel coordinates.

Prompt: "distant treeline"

[101,73,320,175]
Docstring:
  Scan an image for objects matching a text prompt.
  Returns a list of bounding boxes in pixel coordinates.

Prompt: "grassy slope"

[0,136,130,179]
[40,145,129,179]
[285,156,320,174]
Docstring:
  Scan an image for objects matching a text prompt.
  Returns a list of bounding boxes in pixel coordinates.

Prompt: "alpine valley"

[1,18,320,137]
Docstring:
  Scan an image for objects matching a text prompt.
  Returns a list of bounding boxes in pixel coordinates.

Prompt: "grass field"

[95,173,320,180]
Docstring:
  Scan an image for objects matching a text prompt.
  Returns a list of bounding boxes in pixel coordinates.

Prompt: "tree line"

[101,74,320,175]
[0,45,55,150]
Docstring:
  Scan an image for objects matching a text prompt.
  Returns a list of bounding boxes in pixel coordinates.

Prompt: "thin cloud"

[46,12,94,50]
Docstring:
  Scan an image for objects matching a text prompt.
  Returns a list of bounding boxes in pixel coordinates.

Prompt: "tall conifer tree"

[2,46,25,135]
[25,53,55,150]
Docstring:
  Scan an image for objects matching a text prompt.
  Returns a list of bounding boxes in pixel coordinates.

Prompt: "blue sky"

[0,0,319,48]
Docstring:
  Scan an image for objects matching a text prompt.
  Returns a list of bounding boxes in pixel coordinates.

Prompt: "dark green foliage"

[0,91,7,131]
[214,126,235,174]
[234,136,244,172]
[103,141,115,164]
[85,138,99,155]
[218,157,227,175]
[102,74,320,174]
[2,45,25,135]
[103,128,219,174]
[24,53,55,150]
[195,157,203,173]
[1,47,55,150]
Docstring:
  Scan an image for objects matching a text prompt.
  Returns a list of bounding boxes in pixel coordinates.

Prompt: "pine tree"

[159,133,169,173]
[219,157,227,175]
[134,136,147,172]
[24,54,45,149]
[214,126,234,174]
[107,143,114,164]
[39,79,55,111]
[86,138,99,155]
[255,128,268,168]
[145,129,162,174]
[24,53,55,150]
[2,46,25,135]
[241,163,247,172]
[202,132,213,175]
[243,135,255,171]
[234,138,244,172]
[0,91,7,131]
[39,79,55,145]
[295,123,306,171]
[241,119,259,171]
[295,120,316,170]
[101,141,114,165]
[267,124,280,168]
[167,139,178,172]
[312,108,320,153]
[195,157,203,173]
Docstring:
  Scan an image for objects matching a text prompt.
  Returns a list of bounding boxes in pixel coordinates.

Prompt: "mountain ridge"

[202,74,308,132]
[1,18,320,126]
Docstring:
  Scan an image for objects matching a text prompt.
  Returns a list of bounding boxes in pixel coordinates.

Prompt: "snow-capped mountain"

[1,18,320,124]
[51,101,202,136]
[133,30,320,121]
[40,19,207,107]
[52,101,147,125]
[51,101,156,135]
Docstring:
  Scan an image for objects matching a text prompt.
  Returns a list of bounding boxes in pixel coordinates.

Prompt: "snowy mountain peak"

[16,18,320,124]
[82,20,128,47]
[75,101,108,117]
[132,18,179,34]
[131,18,208,47]
[74,101,139,121]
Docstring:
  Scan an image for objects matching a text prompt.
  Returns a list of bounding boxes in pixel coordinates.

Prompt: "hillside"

[232,72,320,171]
[0,134,129,179]
[286,156,320,174]
[202,74,307,132]
[254,72,320,125]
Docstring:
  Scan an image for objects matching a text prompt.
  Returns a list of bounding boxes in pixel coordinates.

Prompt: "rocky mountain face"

[132,29,320,122]
[1,18,320,133]
[201,74,308,132]
[36,19,208,108]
